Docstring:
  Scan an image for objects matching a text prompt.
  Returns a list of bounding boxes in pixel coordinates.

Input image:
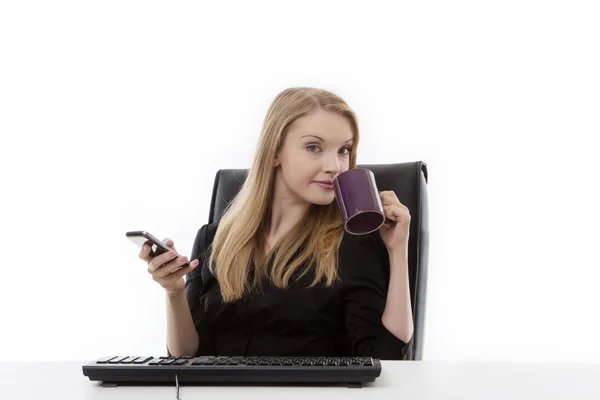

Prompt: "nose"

[323,151,342,177]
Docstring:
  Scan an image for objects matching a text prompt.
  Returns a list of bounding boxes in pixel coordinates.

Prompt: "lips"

[314,181,334,190]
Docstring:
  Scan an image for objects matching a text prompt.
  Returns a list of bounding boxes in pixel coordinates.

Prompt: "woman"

[139,87,414,360]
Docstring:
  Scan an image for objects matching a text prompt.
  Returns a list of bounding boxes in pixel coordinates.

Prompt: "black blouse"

[179,222,410,360]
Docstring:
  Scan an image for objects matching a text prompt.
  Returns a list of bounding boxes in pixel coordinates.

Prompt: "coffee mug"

[333,168,388,235]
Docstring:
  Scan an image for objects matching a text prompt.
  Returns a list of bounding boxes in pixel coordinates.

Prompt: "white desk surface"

[1,360,600,399]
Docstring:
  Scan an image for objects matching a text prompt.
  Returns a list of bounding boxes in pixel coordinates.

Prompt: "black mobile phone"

[126,231,181,259]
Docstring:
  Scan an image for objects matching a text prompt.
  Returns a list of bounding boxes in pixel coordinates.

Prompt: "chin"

[305,191,335,206]
[308,197,335,206]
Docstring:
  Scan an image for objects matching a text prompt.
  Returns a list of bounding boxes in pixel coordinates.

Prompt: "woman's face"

[274,110,355,206]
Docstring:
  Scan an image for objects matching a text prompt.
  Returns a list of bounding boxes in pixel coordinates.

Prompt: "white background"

[1,0,599,363]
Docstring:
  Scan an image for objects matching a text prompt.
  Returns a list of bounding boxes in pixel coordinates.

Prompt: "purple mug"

[333,168,386,235]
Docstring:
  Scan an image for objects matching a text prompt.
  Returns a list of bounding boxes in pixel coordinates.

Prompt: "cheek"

[287,154,314,177]
[282,160,312,184]
[294,166,316,184]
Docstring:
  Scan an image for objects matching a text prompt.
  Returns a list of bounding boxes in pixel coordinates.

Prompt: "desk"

[1,360,599,399]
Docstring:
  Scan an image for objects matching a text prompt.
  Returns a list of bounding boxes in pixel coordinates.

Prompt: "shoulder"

[198,222,220,243]
[189,222,221,279]
[190,222,220,256]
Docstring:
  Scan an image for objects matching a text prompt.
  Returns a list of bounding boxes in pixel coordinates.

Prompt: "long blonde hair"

[209,87,360,302]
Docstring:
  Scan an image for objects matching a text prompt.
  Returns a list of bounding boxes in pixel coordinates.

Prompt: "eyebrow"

[300,134,354,143]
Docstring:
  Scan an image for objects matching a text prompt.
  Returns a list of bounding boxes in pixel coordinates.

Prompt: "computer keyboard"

[82,355,382,388]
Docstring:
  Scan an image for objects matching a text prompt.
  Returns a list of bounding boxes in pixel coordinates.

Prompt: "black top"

[178,222,410,360]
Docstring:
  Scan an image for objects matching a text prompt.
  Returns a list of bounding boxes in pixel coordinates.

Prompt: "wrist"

[388,247,408,264]
[166,288,186,300]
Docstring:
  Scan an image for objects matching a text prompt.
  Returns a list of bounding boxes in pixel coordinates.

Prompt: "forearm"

[381,249,414,343]
[165,291,199,356]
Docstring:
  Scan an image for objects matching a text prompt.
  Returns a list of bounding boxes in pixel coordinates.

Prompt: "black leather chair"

[207,161,429,360]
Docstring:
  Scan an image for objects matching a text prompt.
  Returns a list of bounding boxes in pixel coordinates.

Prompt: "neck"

[266,170,310,248]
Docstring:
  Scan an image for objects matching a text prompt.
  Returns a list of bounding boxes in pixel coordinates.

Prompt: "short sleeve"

[340,232,412,360]
[166,224,216,357]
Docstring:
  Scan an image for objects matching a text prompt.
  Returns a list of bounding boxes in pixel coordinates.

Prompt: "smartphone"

[126,231,187,266]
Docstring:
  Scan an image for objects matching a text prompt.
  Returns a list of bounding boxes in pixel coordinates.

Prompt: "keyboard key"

[108,356,128,363]
[160,359,175,365]
[121,356,139,364]
[174,359,188,365]
[132,357,153,364]
[96,356,117,364]
[149,359,162,365]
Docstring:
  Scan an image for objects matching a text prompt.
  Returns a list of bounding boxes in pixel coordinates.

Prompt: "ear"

[273,155,280,167]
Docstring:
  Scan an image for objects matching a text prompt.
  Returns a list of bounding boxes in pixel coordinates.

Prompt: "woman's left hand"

[378,190,411,254]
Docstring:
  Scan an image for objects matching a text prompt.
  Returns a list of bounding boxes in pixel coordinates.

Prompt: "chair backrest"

[207,161,429,360]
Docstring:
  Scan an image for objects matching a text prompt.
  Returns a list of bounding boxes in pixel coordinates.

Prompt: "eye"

[306,145,321,153]
[340,146,352,155]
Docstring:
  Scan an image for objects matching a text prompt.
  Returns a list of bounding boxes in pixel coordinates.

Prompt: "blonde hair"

[208,87,360,302]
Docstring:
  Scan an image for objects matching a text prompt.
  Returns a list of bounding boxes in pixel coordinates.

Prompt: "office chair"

[207,161,429,361]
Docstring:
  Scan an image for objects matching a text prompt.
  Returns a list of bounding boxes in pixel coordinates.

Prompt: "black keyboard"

[82,355,382,388]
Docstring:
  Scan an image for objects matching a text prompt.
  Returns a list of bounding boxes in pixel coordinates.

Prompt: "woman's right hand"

[139,238,199,296]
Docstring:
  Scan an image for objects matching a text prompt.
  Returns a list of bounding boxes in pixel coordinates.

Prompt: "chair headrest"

[209,161,428,225]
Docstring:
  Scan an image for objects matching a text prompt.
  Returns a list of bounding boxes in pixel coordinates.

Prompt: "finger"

[379,192,390,207]
[139,244,152,263]
[162,262,200,286]
[379,191,396,206]
[383,205,395,221]
[384,205,408,222]
[147,250,178,273]
[380,190,403,206]
[382,219,394,229]
[155,256,196,278]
